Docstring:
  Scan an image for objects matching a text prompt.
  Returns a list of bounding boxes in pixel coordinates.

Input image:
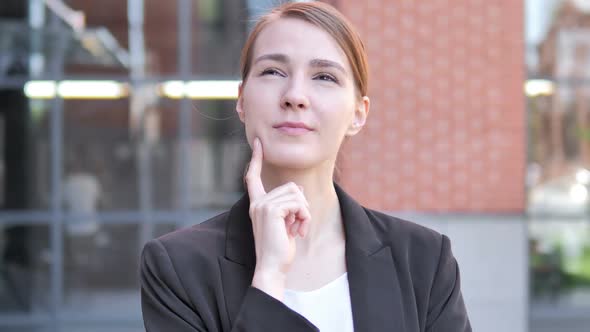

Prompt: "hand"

[245,137,311,299]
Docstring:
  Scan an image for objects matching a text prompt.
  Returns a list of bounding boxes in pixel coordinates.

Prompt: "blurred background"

[0,0,588,331]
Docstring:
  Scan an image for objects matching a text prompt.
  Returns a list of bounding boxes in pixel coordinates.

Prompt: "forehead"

[252,17,351,70]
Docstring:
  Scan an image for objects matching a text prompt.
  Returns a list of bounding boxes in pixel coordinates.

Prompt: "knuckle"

[287,182,298,192]
[298,191,306,200]
[298,195,308,206]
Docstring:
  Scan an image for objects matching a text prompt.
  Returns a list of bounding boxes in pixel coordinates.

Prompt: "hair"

[239,1,369,97]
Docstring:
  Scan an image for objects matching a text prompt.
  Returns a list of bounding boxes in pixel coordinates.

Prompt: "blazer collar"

[221,182,406,331]
[224,182,383,266]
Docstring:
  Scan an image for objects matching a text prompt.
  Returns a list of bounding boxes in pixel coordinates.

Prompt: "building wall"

[338,0,526,213]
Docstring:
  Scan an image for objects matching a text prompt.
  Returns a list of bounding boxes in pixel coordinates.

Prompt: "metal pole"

[127,0,146,80]
[47,12,66,332]
[28,0,45,78]
[127,0,154,250]
[177,0,193,221]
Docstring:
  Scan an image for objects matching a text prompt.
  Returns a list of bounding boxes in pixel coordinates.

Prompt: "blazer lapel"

[335,183,407,332]
[220,184,407,331]
[218,193,255,328]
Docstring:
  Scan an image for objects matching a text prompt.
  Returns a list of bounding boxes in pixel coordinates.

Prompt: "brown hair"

[240,1,369,97]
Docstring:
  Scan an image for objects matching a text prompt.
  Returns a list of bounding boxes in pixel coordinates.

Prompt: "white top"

[63,173,101,236]
[283,273,354,332]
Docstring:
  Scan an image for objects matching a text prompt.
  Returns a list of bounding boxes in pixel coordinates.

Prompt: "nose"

[280,77,310,111]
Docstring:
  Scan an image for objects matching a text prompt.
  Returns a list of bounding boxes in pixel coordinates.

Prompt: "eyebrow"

[253,53,347,74]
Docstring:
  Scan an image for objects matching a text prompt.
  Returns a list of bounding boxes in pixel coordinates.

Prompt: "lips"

[273,122,313,136]
[273,122,313,130]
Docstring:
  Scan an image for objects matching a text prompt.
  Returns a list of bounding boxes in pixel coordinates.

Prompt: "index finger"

[245,137,266,200]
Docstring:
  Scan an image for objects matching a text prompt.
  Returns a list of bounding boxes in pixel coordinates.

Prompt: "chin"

[264,149,319,169]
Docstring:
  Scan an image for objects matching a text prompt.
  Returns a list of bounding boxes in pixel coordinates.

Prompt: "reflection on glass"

[0,225,50,314]
[0,0,271,329]
[527,0,590,329]
[63,224,140,316]
[153,224,177,239]
[154,99,247,210]
[530,222,590,307]
[0,92,51,209]
[527,0,590,215]
[0,12,129,78]
[193,0,247,76]
[64,99,139,210]
[58,325,144,332]
[190,99,248,208]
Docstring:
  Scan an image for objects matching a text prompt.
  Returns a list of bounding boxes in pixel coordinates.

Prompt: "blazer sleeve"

[140,239,318,332]
[141,239,209,331]
[425,235,472,332]
[232,287,319,332]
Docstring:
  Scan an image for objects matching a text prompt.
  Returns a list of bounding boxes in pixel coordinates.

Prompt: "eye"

[260,68,285,77]
[314,73,338,83]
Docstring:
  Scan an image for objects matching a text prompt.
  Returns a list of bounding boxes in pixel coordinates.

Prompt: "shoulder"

[142,211,231,269]
[361,207,463,311]
[362,207,450,276]
[363,207,444,251]
[161,211,229,246]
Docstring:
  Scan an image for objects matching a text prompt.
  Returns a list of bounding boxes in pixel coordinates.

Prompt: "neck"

[260,160,343,255]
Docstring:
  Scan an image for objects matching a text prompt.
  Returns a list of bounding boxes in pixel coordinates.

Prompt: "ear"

[345,96,370,137]
[236,82,245,123]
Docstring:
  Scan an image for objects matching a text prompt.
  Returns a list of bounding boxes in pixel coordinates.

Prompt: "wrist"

[251,267,287,301]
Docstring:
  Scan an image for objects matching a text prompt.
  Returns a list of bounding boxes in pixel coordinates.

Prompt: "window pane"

[144,0,178,75]
[64,99,139,211]
[0,92,51,210]
[526,0,590,329]
[530,220,590,308]
[189,99,247,209]
[62,223,140,317]
[0,2,130,78]
[64,0,130,76]
[59,326,143,332]
[145,98,178,210]
[0,225,51,315]
[154,99,247,210]
[192,0,247,76]
[153,223,177,238]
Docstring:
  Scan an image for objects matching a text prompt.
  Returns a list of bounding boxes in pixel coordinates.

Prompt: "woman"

[140,2,471,331]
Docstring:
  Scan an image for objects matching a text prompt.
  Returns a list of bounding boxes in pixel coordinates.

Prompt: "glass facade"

[0,0,272,330]
[526,0,590,330]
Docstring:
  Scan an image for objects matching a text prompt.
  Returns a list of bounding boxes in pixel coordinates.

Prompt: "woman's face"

[237,17,369,169]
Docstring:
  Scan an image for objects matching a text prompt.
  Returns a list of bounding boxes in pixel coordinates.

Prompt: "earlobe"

[236,82,245,123]
[361,96,370,120]
[345,96,370,137]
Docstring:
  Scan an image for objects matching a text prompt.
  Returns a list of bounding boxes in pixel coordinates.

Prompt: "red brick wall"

[336,0,525,213]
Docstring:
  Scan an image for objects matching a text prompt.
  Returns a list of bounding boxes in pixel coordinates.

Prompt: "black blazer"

[140,183,472,331]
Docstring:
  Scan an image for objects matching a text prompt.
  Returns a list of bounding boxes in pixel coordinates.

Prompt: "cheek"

[243,103,267,130]
[242,83,277,119]
[241,88,261,122]
[241,86,277,140]
[242,80,280,116]
[316,99,356,133]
